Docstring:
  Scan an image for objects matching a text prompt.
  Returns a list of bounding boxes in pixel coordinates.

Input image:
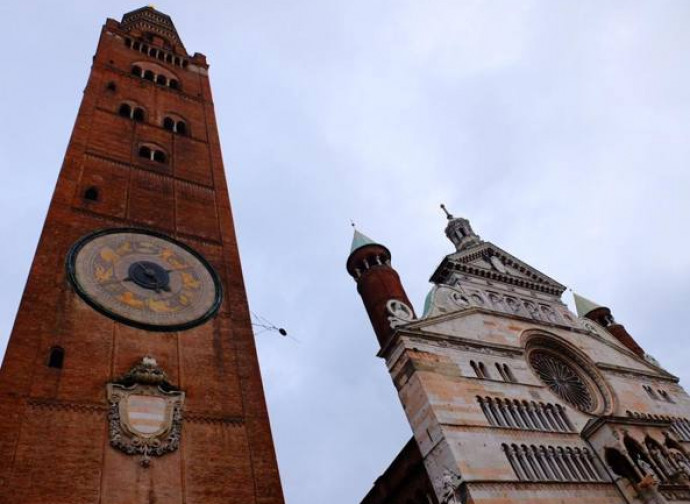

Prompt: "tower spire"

[439,204,482,252]
[572,292,645,357]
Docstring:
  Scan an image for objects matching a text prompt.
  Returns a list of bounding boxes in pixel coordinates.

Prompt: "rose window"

[529,351,593,412]
[525,336,612,415]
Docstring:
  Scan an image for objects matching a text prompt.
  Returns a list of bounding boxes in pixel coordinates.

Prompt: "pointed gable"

[430,241,566,297]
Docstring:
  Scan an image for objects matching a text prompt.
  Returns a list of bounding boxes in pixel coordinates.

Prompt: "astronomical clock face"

[67,229,222,331]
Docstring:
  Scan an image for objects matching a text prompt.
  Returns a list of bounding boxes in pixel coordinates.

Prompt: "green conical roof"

[350,229,377,253]
[573,292,604,317]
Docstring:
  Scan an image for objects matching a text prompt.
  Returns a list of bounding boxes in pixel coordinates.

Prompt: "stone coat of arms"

[107,356,184,466]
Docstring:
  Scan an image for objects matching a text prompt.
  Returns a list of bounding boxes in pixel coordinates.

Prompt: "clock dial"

[67,229,222,331]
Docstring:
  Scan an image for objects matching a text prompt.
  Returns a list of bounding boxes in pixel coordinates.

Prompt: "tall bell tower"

[0,7,284,504]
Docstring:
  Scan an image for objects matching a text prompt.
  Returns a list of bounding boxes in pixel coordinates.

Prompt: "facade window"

[138,145,167,164]
[48,346,64,369]
[478,396,575,433]
[143,70,155,81]
[658,390,674,403]
[156,74,168,86]
[643,385,659,400]
[132,108,145,122]
[118,103,145,122]
[131,65,142,77]
[478,362,489,379]
[503,443,605,482]
[118,103,132,118]
[163,117,187,135]
[503,364,516,383]
[84,186,99,201]
[169,79,179,90]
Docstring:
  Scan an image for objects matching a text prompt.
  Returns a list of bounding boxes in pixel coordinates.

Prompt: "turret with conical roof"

[573,292,645,357]
[346,229,414,347]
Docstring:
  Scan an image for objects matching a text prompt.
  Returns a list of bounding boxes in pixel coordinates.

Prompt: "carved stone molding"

[107,356,185,467]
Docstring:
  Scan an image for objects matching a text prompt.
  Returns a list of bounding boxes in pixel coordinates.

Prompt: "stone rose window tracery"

[529,351,594,412]
[525,335,613,415]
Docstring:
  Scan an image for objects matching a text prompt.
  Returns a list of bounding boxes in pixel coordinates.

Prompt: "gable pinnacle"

[440,205,482,252]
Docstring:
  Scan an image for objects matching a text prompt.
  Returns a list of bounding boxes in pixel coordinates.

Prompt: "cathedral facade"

[0,8,283,504]
[348,210,690,504]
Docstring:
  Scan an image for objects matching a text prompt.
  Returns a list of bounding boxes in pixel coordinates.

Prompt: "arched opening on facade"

[605,447,640,483]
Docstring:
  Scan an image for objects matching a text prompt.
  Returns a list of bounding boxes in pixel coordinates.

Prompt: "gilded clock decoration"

[67,228,222,330]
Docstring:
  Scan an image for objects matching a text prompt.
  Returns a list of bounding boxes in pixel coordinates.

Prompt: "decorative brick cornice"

[27,399,107,414]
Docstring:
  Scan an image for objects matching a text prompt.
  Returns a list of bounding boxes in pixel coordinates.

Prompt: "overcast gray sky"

[1,2,689,503]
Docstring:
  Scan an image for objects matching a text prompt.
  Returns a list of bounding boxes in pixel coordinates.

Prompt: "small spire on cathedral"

[440,204,454,220]
[573,292,605,318]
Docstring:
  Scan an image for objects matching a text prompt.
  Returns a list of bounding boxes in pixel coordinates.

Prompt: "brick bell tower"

[0,7,284,504]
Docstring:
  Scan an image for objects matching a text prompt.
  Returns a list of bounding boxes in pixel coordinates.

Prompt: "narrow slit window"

[48,346,64,369]
[84,186,99,201]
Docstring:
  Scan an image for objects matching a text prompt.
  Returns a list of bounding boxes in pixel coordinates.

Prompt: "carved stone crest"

[386,299,415,328]
[107,356,184,467]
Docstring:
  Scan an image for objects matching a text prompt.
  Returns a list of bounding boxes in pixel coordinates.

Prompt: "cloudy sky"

[1,1,689,503]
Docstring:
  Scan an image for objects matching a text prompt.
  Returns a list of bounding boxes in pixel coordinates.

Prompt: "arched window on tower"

[47,346,64,369]
[156,74,168,86]
[132,107,145,122]
[118,103,132,118]
[163,117,175,131]
[131,65,142,77]
[169,79,179,90]
[176,121,187,135]
[143,70,155,81]
[153,150,166,163]
[138,145,152,160]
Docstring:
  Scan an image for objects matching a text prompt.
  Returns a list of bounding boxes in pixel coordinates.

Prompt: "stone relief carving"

[423,284,582,331]
[435,468,467,504]
[107,356,185,467]
[386,299,415,328]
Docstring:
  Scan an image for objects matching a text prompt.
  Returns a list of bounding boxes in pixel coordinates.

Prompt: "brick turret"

[347,230,414,347]
[574,293,645,357]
